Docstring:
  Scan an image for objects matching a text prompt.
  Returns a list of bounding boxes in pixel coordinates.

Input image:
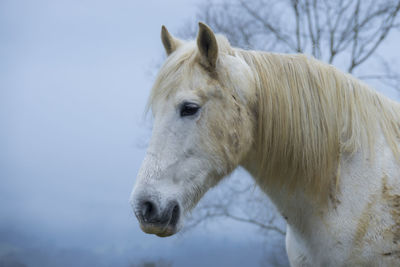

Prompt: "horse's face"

[130,23,254,237]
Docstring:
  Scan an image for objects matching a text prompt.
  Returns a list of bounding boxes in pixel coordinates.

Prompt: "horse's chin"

[155,230,175,237]
[139,223,180,238]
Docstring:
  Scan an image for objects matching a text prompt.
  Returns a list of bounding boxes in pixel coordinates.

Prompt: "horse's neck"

[241,130,399,236]
[241,155,324,235]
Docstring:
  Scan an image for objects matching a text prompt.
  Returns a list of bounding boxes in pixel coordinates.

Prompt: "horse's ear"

[161,25,180,56]
[197,22,218,69]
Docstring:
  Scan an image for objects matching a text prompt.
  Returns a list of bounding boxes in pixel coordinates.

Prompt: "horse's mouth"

[139,222,178,237]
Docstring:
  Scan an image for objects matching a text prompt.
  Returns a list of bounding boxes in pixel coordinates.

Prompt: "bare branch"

[304,0,317,56]
[222,212,286,235]
[348,0,361,73]
[290,0,303,52]
[312,0,322,58]
[351,2,400,71]
[239,0,298,51]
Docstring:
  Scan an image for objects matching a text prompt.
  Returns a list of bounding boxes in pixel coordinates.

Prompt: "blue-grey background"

[0,1,399,266]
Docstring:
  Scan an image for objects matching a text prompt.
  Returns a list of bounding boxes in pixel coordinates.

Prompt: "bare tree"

[179,0,400,90]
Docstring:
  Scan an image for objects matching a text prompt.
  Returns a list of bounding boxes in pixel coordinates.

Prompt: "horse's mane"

[237,50,400,202]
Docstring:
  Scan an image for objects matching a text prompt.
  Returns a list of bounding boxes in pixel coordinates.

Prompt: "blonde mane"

[149,39,400,203]
[237,50,400,202]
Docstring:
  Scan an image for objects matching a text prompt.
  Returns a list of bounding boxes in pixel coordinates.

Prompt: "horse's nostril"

[141,201,156,222]
[134,198,181,236]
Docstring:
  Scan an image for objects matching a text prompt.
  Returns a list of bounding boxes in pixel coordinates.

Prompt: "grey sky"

[1,0,399,267]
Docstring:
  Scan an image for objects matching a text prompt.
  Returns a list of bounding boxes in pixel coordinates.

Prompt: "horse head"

[130,23,256,237]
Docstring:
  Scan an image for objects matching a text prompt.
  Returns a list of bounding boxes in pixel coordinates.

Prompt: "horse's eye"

[180,102,200,117]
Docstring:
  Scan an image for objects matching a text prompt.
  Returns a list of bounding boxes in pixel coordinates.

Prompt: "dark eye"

[180,102,200,117]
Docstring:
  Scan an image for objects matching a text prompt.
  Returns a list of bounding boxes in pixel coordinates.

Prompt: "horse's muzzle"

[134,198,181,237]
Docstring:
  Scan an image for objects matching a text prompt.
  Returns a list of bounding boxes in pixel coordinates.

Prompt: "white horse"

[130,22,400,266]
